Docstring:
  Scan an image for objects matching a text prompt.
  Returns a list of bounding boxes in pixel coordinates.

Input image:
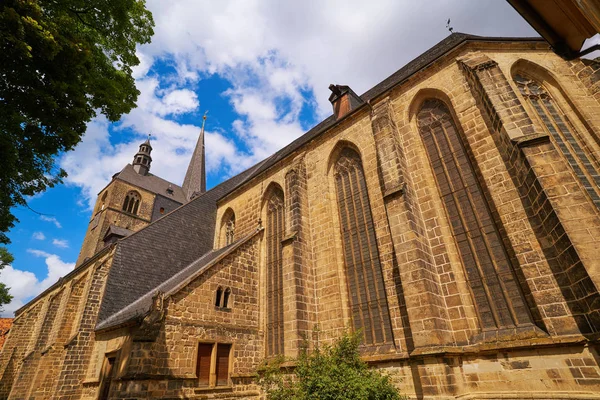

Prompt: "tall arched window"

[334,148,393,346]
[220,209,236,247]
[417,98,532,330]
[514,74,600,208]
[122,191,141,215]
[265,186,285,356]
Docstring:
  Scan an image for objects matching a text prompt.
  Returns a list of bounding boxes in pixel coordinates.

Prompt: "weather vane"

[446,18,454,33]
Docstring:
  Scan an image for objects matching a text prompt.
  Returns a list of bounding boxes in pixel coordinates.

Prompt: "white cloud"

[32,232,46,241]
[0,250,74,317]
[52,239,69,249]
[59,0,536,210]
[39,216,62,228]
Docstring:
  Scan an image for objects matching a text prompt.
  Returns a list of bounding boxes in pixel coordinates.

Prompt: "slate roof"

[115,164,187,204]
[95,33,546,331]
[96,228,262,331]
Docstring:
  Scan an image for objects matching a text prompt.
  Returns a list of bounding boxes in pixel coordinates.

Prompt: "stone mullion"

[369,98,455,349]
[458,52,600,335]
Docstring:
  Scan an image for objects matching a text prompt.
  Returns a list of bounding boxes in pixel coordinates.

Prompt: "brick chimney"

[328,84,364,120]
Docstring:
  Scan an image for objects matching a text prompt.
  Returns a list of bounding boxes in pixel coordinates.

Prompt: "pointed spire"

[182,112,207,201]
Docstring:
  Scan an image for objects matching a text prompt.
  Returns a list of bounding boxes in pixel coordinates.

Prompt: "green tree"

[0,0,154,309]
[0,248,14,311]
[260,331,405,400]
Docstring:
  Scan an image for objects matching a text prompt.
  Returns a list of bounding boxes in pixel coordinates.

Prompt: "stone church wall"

[0,247,115,400]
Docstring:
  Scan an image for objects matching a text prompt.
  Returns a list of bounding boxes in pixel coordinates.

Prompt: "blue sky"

[1,0,543,316]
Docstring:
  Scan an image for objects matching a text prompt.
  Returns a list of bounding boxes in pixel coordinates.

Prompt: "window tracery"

[265,186,285,355]
[514,74,600,208]
[417,98,532,330]
[334,148,393,346]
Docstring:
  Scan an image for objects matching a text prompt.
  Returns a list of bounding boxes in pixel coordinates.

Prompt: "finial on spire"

[182,112,208,201]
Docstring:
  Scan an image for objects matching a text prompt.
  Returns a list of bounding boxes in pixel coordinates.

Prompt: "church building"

[1,32,600,399]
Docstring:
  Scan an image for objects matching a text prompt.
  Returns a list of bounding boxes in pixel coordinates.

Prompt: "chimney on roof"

[328,84,364,120]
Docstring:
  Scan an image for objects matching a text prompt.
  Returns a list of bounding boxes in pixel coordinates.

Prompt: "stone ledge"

[281,231,297,245]
[410,333,593,358]
[383,184,405,200]
[64,331,80,348]
[512,132,551,148]
[455,391,600,399]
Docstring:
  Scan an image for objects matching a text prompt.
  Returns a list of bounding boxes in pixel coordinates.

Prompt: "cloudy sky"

[2,0,541,316]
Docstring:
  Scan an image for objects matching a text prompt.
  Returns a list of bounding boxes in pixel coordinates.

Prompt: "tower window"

[122,191,141,215]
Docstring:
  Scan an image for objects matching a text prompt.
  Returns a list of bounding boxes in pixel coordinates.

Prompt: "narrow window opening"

[265,187,284,355]
[215,287,223,307]
[159,207,165,214]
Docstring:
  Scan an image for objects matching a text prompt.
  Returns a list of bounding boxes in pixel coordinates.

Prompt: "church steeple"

[182,113,207,200]
[132,136,153,175]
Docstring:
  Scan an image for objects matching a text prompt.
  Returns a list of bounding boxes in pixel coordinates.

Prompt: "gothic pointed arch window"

[265,185,285,356]
[333,148,393,346]
[514,74,600,208]
[122,191,141,215]
[417,98,533,331]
